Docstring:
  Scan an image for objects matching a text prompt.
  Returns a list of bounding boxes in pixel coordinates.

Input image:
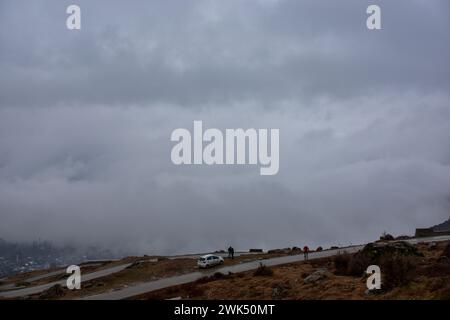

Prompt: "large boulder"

[271,281,291,300]
[303,268,333,284]
[361,241,422,260]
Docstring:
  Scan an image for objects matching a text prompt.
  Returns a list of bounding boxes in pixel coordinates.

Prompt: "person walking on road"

[303,246,309,260]
[228,246,235,259]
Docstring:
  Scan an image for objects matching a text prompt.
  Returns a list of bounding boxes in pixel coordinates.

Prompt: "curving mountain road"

[0,263,132,299]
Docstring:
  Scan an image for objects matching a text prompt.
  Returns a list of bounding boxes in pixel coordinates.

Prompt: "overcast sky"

[0,0,449,254]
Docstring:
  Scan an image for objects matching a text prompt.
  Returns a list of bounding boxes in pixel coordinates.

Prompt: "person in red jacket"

[303,246,310,260]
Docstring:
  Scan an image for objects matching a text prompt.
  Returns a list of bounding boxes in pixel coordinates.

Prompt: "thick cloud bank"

[0,0,449,254]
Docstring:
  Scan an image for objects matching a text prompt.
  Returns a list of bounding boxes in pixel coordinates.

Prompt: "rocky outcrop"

[303,268,333,284]
[361,241,422,260]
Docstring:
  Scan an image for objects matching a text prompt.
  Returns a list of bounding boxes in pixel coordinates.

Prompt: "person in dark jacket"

[228,246,235,259]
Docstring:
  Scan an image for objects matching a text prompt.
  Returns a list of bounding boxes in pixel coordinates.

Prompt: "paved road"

[0,269,69,292]
[0,262,110,292]
[0,263,132,299]
[80,235,450,300]
[21,262,108,284]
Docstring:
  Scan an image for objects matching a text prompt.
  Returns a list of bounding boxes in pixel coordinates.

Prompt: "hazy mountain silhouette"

[432,217,450,232]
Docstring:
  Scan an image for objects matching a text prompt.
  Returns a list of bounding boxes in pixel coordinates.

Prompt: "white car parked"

[197,254,224,268]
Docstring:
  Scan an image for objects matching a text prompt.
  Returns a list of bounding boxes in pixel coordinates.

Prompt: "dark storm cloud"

[1,0,449,107]
[0,1,449,254]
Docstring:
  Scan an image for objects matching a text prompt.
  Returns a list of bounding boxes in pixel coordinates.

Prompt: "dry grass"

[133,261,367,300]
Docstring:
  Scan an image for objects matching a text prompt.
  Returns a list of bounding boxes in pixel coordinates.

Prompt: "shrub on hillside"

[395,235,411,240]
[253,263,274,277]
[347,253,372,276]
[333,253,351,275]
[333,252,371,276]
[184,283,205,298]
[379,254,416,290]
[419,261,450,278]
[195,272,231,284]
[441,243,450,258]
[38,284,65,299]
[379,232,395,241]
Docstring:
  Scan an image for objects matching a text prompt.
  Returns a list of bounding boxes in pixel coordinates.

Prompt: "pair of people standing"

[228,246,235,259]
